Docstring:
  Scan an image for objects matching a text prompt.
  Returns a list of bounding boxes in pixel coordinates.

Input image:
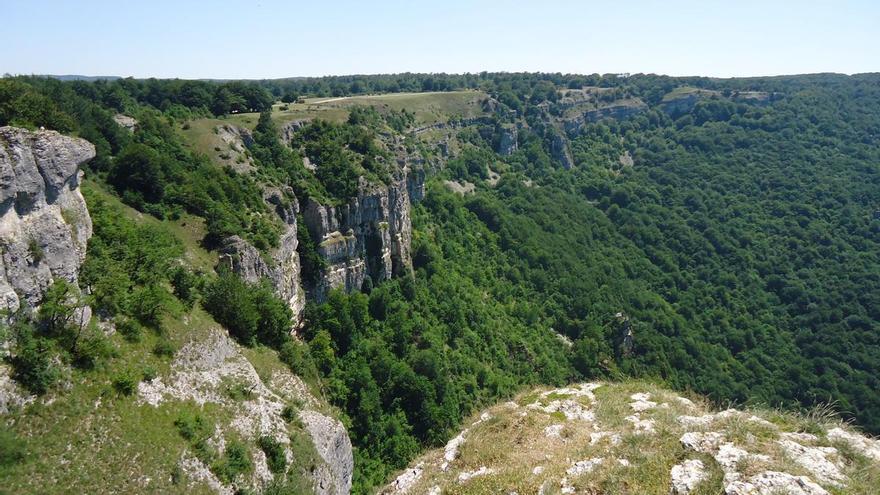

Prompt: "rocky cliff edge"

[381,382,880,495]
[0,126,95,316]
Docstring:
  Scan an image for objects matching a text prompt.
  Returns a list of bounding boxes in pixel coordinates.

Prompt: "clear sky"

[2,0,878,79]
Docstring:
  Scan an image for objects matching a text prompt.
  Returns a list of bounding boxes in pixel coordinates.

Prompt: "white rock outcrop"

[724,471,829,495]
[380,382,880,495]
[0,126,94,316]
[112,114,138,133]
[138,329,352,495]
[777,439,844,486]
[630,392,658,412]
[385,463,423,494]
[214,124,255,173]
[826,427,880,461]
[457,466,494,483]
[670,459,707,494]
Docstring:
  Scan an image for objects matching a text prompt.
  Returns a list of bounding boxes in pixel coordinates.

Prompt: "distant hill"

[41,74,122,81]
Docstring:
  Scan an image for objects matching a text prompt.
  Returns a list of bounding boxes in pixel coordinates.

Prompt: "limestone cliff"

[496,124,518,156]
[550,131,575,170]
[660,89,775,118]
[219,186,306,321]
[660,92,707,117]
[304,170,422,301]
[280,119,311,144]
[562,99,648,134]
[218,163,424,317]
[215,124,256,173]
[0,126,94,317]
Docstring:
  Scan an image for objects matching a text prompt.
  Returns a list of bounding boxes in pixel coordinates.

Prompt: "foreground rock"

[0,126,94,317]
[380,382,880,495]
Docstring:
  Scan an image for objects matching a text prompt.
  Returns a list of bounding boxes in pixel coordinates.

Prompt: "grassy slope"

[177,90,490,185]
[661,86,721,102]
[295,91,489,125]
[385,381,880,495]
[181,91,489,150]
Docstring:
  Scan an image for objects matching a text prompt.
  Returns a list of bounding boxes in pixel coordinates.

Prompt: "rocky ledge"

[380,382,880,495]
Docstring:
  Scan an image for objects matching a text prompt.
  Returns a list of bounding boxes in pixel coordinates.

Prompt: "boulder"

[112,114,138,133]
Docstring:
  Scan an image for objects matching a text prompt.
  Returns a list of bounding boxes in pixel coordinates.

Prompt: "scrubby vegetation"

[288,73,880,489]
[2,72,879,494]
[202,269,293,348]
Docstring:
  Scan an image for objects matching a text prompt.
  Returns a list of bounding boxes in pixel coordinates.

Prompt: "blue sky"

[2,0,878,79]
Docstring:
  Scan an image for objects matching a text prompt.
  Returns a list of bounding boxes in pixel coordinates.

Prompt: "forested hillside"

[1,72,878,494]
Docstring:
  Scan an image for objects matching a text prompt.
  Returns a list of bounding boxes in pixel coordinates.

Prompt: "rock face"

[300,410,355,495]
[550,132,574,169]
[660,93,710,117]
[660,89,775,118]
[562,100,647,134]
[732,91,774,105]
[304,171,422,302]
[0,126,94,316]
[112,114,138,133]
[219,140,425,319]
[215,124,256,173]
[280,119,312,144]
[218,188,305,322]
[671,459,707,494]
[496,124,518,155]
[614,312,635,357]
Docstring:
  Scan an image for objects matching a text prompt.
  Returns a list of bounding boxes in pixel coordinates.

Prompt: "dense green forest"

[2,72,879,493]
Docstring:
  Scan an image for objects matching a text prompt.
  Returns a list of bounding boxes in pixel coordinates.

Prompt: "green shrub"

[225,382,255,401]
[170,464,184,485]
[130,284,175,328]
[279,340,319,383]
[112,370,137,396]
[117,318,143,343]
[73,331,115,369]
[27,238,44,264]
[281,405,297,423]
[152,339,176,358]
[212,440,252,483]
[169,266,200,308]
[142,365,158,382]
[9,322,58,395]
[174,411,213,443]
[258,436,286,474]
[203,270,292,348]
